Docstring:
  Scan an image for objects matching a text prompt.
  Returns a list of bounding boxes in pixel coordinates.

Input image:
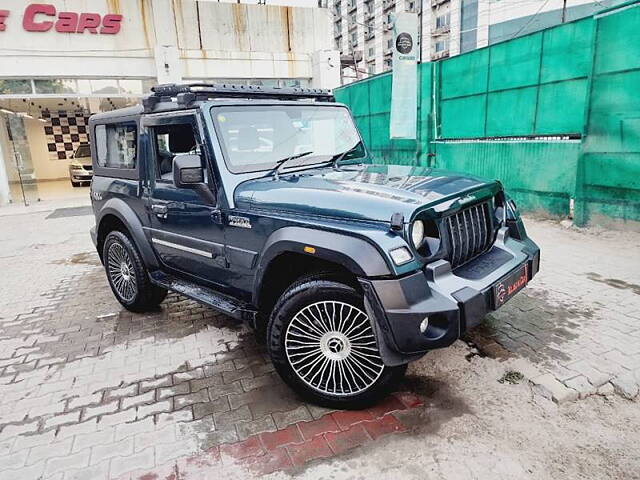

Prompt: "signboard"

[0,3,122,35]
[390,12,419,140]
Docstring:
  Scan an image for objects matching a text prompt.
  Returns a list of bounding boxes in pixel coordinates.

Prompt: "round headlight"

[411,220,424,248]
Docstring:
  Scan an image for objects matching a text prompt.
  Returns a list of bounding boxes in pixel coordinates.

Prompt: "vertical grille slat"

[445,201,494,269]
[469,206,478,254]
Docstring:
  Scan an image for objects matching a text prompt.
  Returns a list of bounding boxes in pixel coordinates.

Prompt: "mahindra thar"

[89,83,540,408]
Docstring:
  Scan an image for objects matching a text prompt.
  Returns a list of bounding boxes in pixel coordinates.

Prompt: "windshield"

[73,144,91,158]
[212,105,365,174]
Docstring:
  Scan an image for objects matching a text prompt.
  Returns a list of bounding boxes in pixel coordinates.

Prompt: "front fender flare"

[252,226,392,305]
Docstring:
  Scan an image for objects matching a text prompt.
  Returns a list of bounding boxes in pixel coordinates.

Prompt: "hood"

[235,164,498,223]
[71,157,92,167]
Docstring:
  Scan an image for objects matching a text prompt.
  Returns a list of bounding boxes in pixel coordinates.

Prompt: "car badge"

[228,215,252,229]
[458,194,475,205]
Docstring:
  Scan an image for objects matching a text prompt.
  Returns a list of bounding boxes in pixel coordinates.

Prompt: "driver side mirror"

[173,154,204,188]
[172,154,216,205]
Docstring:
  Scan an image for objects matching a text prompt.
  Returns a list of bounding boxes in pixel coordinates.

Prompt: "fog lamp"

[419,317,429,333]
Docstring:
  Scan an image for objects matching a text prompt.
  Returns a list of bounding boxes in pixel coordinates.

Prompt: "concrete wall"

[0,0,340,87]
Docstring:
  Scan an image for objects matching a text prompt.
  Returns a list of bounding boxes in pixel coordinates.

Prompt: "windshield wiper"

[270,151,314,179]
[331,142,362,169]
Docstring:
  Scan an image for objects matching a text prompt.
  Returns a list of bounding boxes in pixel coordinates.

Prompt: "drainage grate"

[46,206,93,219]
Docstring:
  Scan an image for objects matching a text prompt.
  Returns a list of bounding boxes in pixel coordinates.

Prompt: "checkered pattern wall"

[42,110,90,161]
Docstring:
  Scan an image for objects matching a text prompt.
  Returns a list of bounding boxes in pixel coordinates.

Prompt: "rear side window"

[95,124,137,169]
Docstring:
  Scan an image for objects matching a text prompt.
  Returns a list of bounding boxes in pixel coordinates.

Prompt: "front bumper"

[361,227,540,365]
[90,226,98,248]
[70,169,93,182]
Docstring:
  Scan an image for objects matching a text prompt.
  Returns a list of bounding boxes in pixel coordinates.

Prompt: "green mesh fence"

[574,1,640,226]
[334,1,640,225]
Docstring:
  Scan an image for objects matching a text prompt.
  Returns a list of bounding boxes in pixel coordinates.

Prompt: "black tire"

[267,275,406,409]
[102,230,167,312]
[71,180,81,187]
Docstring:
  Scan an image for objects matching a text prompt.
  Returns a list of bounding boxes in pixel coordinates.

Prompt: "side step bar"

[149,271,256,322]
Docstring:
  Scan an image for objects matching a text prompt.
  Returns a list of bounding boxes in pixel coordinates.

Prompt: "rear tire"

[103,231,167,312]
[267,275,406,409]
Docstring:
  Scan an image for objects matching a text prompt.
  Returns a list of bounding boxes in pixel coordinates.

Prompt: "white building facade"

[0,0,339,206]
[330,0,617,80]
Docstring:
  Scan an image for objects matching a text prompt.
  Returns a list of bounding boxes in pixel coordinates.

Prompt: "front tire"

[103,231,167,312]
[267,276,406,409]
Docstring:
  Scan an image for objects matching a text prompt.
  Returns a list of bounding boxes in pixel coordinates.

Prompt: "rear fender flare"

[96,198,159,270]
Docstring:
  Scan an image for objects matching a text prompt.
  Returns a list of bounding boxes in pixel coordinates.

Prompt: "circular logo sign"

[396,32,413,54]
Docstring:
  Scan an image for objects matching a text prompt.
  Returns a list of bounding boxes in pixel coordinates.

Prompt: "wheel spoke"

[285,300,384,397]
[107,242,137,302]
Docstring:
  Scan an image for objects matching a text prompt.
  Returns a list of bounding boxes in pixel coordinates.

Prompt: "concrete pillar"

[0,116,12,205]
[476,0,491,49]
[150,0,183,84]
[449,0,462,56]
[154,46,183,84]
[311,50,342,89]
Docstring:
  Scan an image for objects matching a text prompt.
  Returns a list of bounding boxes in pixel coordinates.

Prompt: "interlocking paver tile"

[72,427,116,453]
[45,448,91,476]
[158,382,190,400]
[114,418,155,442]
[84,400,120,420]
[1,214,638,479]
[137,399,172,420]
[121,390,155,410]
[27,437,73,465]
[0,449,28,470]
[213,405,253,427]
[272,406,313,429]
[109,446,155,478]
[90,438,134,466]
[236,415,277,440]
[174,390,209,409]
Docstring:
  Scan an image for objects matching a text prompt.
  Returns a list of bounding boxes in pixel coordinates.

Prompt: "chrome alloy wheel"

[107,242,137,302]
[284,301,384,396]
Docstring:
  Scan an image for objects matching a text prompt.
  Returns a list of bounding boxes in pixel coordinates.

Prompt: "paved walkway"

[471,220,640,402]
[0,207,638,479]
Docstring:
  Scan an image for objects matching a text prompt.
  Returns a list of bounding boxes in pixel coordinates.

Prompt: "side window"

[95,123,137,169]
[150,123,203,183]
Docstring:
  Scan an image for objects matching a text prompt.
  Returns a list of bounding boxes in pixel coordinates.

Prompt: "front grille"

[445,201,494,268]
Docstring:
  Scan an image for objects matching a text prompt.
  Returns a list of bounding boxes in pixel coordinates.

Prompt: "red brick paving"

[260,424,304,450]
[367,394,407,418]
[298,413,341,440]
[286,435,334,466]
[325,424,371,454]
[331,409,374,430]
[133,392,422,479]
[220,435,265,461]
[362,413,407,439]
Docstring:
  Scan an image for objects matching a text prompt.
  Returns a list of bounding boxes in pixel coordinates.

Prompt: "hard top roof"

[89,83,335,122]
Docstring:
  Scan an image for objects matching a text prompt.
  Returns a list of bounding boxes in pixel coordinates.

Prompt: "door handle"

[151,204,168,219]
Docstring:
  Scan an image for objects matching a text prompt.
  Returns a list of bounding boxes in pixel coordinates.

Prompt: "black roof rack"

[142,83,334,112]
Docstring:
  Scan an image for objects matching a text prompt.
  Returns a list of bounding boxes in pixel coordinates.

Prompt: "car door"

[142,112,230,289]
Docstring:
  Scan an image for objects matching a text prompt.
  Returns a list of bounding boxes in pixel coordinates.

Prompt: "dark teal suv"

[89,83,540,409]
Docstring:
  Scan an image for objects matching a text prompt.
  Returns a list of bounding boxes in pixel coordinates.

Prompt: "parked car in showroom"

[69,144,93,186]
[88,83,540,409]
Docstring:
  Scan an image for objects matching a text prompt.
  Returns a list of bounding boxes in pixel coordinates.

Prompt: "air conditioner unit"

[431,50,449,60]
